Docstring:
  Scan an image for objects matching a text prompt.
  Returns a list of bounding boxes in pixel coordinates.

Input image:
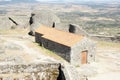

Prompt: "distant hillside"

[1,0,120,4]
[11,0,37,3]
[0,0,37,5]
[0,0,120,4]
[0,1,11,5]
[36,0,120,3]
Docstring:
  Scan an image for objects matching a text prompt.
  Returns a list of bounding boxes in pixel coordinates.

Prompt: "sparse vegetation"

[56,3,120,36]
[32,42,68,63]
[0,1,120,79]
[97,41,120,48]
[41,47,67,61]
[0,2,120,36]
[0,29,28,35]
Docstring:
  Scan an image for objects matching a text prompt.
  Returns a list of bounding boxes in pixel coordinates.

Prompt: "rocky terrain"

[0,30,61,79]
[0,28,119,80]
[29,10,61,35]
[1,2,120,35]
[0,1,120,80]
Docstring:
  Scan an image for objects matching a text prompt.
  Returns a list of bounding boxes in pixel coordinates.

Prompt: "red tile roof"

[35,25,84,47]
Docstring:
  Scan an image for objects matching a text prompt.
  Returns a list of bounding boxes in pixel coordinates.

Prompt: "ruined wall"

[0,63,59,80]
[71,37,96,66]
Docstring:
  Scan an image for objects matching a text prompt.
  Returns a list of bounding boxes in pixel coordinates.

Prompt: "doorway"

[81,50,88,64]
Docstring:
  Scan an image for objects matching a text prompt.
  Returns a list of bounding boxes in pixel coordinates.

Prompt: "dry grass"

[96,17,115,21]
[97,41,120,49]
[29,42,68,63]
[0,29,28,35]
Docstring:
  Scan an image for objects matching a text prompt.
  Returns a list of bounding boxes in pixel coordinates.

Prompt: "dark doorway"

[52,22,55,28]
[69,24,76,33]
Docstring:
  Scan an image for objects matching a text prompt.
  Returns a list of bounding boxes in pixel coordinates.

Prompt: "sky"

[0,0,10,1]
[0,0,113,1]
[33,0,119,1]
[0,0,119,2]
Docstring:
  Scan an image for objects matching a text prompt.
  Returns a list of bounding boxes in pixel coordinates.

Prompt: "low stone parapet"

[0,62,59,80]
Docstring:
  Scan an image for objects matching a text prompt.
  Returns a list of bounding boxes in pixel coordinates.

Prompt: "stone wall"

[35,32,71,62]
[35,32,96,66]
[0,63,59,80]
[71,37,96,66]
[35,32,43,46]
[41,37,71,62]
[63,65,85,80]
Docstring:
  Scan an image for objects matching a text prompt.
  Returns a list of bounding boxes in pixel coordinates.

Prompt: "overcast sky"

[0,0,11,1]
[36,0,118,1]
[0,0,119,2]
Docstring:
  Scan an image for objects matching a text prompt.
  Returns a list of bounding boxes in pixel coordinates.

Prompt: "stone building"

[35,25,96,66]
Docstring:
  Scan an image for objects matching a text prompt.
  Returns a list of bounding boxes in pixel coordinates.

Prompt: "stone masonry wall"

[41,38,71,62]
[71,37,96,66]
[35,32,43,46]
[0,63,59,80]
[35,34,71,62]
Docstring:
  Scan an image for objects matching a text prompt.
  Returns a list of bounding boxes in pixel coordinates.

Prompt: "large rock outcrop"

[69,24,89,36]
[0,15,29,30]
[0,16,14,29]
[29,10,61,36]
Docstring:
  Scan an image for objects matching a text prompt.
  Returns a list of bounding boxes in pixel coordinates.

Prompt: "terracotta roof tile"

[35,25,84,47]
